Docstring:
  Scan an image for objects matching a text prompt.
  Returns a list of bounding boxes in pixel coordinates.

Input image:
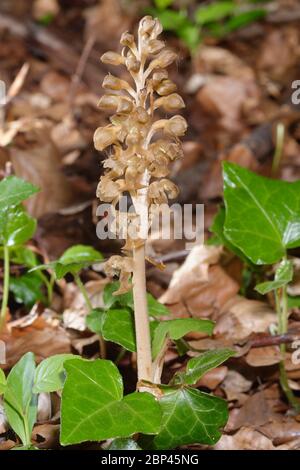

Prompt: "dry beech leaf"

[260,418,300,445]
[197,366,228,390]
[257,27,300,83]
[84,0,131,46]
[63,280,107,331]
[0,440,16,451]
[11,131,73,217]
[227,392,273,432]
[194,46,256,82]
[51,118,87,154]
[213,426,286,450]
[4,328,71,369]
[245,346,281,367]
[37,392,52,422]
[221,370,252,402]
[0,403,8,434]
[32,424,60,449]
[215,296,277,342]
[196,76,260,133]
[40,71,70,102]
[160,245,239,317]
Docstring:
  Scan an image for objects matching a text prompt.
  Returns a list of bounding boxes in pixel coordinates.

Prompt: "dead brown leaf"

[32,423,60,449]
[221,370,252,402]
[245,346,281,367]
[215,296,277,342]
[160,244,239,318]
[11,128,73,217]
[3,327,71,369]
[214,426,285,450]
[197,366,228,390]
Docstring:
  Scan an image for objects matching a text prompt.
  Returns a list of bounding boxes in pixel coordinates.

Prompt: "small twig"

[69,34,96,109]
[249,331,300,349]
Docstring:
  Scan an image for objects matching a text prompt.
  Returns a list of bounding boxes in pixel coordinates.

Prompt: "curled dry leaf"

[0,403,8,434]
[37,392,52,422]
[40,71,70,102]
[3,327,71,369]
[197,366,228,391]
[11,130,72,218]
[160,244,239,318]
[51,118,87,154]
[215,296,277,342]
[257,27,300,83]
[260,418,300,446]
[227,392,273,432]
[196,76,260,133]
[32,424,60,449]
[63,280,107,331]
[213,426,284,450]
[221,370,253,402]
[245,346,281,367]
[194,46,256,81]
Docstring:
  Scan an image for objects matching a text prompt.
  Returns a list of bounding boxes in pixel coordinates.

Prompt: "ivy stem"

[74,273,106,358]
[0,245,10,331]
[276,284,300,411]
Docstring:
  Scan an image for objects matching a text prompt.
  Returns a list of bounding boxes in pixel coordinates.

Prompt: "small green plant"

[211,162,300,410]
[31,244,104,310]
[0,176,39,330]
[150,0,268,51]
[31,244,105,355]
[0,352,74,449]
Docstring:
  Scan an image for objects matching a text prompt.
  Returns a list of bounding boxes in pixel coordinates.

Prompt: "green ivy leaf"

[147,294,170,317]
[54,245,103,279]
[222,9,266,34]
[0,176,39,211]
[174,349,235,385]
[9,246,38,268]
[103,281,134,309]
[153,386,228,449]
[0,205,36,247]
[151,8,188,31]
[195,1,235,25]
[86,308,106,334]
[10,272,46,307]
[154,0,174,9]
[288,295,300,308]
[33,354,75,393]
[59,245,103,266]
[60,358,161,445]
[4,352,37,447]
[152,318,214,359]
[255,259,293,294]
[108,438,141,450]
[31,244,103,279]
[223,162,300,264]
[86,308,135,351]
[103,281,170,316]
[210,206,250,262]
[102,309,136,352]
[178,23,200,51]
[0,369,6,394]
